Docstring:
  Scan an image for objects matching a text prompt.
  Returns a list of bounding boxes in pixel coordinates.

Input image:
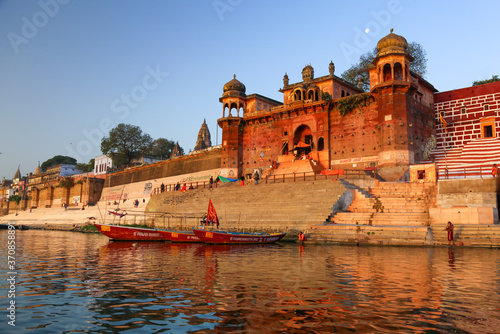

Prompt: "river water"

[1,229,500,333]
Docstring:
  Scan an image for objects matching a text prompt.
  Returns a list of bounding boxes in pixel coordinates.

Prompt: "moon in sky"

[365,28,370,33]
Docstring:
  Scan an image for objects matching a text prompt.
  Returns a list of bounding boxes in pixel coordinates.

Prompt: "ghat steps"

[423,137,500,178]
[329,182,437,226]
[147,178,346,231]
[429,224,500,247]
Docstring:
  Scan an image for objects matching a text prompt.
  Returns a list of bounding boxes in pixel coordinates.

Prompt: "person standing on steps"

[445,221,454,246]
[253,171,260,185]
[209,176,214,189]
[492,164,498,177]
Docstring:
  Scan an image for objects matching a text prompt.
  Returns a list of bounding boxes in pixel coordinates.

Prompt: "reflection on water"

[1,230,500,333]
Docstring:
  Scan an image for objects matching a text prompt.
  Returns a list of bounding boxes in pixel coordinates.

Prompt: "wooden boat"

[94,223,165,241]
[157,230,201,243]
[192,199,286,244]
[193,229,286,244]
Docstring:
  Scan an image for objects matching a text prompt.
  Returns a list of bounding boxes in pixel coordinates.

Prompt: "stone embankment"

[2,178,499,247]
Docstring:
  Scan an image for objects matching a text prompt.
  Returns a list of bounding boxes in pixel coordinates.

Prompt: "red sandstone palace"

[219,30,437,181]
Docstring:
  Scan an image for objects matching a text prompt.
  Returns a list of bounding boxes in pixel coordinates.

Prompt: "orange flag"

[439,112,448,133]
[207,199,219,228]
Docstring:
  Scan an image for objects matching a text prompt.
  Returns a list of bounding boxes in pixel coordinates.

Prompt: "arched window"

[394,62,403,81]
[315,90,319,101]
[229,102,238,116]
[294,89,302,101]
[317,137,324,151]
[341,90,345,97]
[383,63,392,82]
[308,90,314,100]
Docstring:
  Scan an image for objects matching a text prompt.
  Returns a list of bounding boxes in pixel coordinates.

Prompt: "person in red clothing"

[492,164,498,177]
[445,221,454,246]
[298,231,306,243]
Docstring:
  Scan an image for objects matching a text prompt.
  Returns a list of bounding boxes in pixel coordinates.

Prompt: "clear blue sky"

[1,0,499,180]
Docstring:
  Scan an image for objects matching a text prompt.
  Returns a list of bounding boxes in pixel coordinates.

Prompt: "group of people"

[200,214,219,229]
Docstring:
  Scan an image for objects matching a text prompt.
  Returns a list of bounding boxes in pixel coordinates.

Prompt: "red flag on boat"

[207,199,219,228]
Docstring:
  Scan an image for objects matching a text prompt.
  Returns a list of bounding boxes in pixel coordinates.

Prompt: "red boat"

[193,229,286,244]
[192,199,286,244]
[94,223,166,241]
[157,230,201,243]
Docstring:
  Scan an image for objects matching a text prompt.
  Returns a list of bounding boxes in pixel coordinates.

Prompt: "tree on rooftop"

[341,42,427,92]
[101,124,152,167]
[148,138,176,160]
[76,158,95,173]
[473,75,499,86]
[41,155,77,172]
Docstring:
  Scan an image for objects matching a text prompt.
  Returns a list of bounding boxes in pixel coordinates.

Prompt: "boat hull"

[157,230,201,243]
[94,223,165,241]
[193,229,286,244]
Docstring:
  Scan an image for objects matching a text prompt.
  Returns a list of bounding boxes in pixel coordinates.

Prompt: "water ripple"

[1,231,500,333]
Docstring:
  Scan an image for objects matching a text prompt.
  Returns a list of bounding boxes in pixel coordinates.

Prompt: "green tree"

[148,138,176,159]
[77,158,95,173]
[341,42,427,92]
[41,155,77,172]
[101,124,152,166]
[473,75,499,86]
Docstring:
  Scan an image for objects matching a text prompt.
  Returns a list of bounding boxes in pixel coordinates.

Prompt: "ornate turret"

[223,74,246,98]
[302,65,314,82]
[194,119,212,151]
[329,61,335,76]
[283,73,289,86]
[369,29,412,89]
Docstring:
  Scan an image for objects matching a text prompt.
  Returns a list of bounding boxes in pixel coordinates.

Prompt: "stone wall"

[432,178,500,224]
[106,148,221,188]
[437,178,500,194]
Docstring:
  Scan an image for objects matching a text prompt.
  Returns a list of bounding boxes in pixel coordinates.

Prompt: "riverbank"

[2,179,500,247]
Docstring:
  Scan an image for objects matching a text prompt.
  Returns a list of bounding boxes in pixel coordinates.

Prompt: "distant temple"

[170,141,183,158]
[193,119,212,151]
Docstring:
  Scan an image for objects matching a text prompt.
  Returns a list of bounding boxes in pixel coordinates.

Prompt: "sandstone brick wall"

[434,82,500,150]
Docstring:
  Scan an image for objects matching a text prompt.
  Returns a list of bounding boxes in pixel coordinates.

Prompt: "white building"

[94,155,113,175]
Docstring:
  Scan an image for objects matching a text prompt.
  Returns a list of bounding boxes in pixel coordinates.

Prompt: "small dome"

[376,29,408,57]
[223,75,246,98]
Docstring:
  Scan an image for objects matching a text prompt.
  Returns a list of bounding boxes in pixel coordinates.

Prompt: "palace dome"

[376,29,408,57]
[223,75,246,98]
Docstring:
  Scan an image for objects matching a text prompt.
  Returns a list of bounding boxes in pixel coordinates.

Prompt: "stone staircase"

[330,182,437,226]
[430,224,500,247]
[147,178,346,232]
[308,224,432,246]
[423,137,500,178]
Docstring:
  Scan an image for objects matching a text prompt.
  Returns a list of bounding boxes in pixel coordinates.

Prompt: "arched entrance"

[293,124,313,157]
